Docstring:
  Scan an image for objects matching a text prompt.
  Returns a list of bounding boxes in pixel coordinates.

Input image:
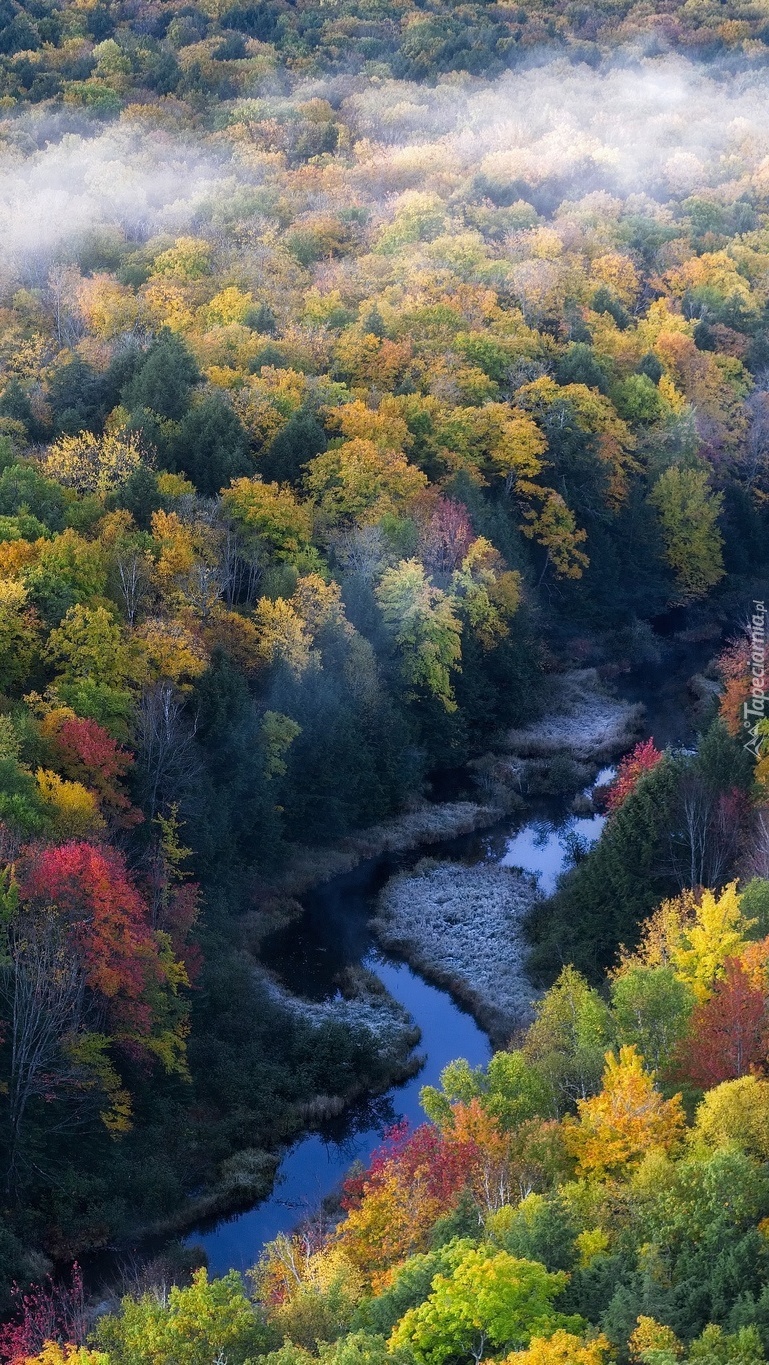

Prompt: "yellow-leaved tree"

[693,1075,769,1160]
[649,466,725,605]
[508,1329,614,1365]
[44,430,143,495]
[563,1045,686,1178]
[22,1347,108,1365]
[35,768,104,839]
[305,439,427,523]
[668,882,753,999]
[616,883,754,1000]
[450,537,521,648]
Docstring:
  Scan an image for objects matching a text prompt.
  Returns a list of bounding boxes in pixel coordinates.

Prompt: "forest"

[0,0,766,1355]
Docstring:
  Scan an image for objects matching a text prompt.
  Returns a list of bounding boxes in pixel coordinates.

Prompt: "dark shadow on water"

[190,634,716,1273]
[191,955,492,1275]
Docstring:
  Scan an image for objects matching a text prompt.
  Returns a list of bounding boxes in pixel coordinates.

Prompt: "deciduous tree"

[563,1045,686,1177]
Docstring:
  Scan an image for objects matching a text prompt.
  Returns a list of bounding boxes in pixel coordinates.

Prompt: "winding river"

[190,641,710,1277]
[191,768,615,1276]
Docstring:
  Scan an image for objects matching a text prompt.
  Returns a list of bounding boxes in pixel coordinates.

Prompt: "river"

[191,768,615,1276]
[191,641,712,1277]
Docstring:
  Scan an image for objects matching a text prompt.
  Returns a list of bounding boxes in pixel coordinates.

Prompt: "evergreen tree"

[173,395,252,495]
[122,331,199,422]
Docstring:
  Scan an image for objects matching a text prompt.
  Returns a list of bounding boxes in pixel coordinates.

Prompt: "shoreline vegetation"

[250,799,506,929]
[193,667,641,1247]
[2,0,769,1319]
[504,669,646,763]
[145,965,423,1242]
[373,859,540,1047]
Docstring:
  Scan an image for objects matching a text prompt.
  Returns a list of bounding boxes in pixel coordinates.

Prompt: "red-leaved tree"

[0,1264,85,1364]
[48,716,142,829]
[676,958,768,1088]
[2,843,191,1179]
[339,1120,480,1281]
[18,842,170,1039]
[606,738,663,813]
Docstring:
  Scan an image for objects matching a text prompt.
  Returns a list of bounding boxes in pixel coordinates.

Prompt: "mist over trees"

[0,0,766,1356]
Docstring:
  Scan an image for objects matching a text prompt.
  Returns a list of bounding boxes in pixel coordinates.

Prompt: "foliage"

[606,741,664,814]
[94,1269,269,1365]
[649,469,724,606]
[389,1245,581,1364]
[563,1046,686,1177]
[0,0,766,1303]
[376,560,462,711]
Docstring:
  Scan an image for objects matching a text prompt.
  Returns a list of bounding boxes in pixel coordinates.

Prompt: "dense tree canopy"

[0,0,767,1335]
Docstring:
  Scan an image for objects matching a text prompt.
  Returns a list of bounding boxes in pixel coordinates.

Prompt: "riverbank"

[260,963,422,1094]
[156,665,662,1253]
[505,668,645,762]
[243,799,509,950]
[143,966,421,1244]
[157,628,722,1277]
[373,859,540,1048]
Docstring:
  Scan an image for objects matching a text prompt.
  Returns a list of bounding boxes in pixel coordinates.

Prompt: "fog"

[2,53,769,288]
[344,56,769,202]
[0,122,247,282]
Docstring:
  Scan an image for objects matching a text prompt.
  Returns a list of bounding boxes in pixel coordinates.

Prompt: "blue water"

[190,775,614,1276]
[188,643,714,1274]
[500,766,614,895]
[190,957,490,1276]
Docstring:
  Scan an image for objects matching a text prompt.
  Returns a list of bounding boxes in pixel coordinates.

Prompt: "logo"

[744,599,767,758]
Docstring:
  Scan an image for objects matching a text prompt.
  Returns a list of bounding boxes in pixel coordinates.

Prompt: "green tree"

[173,395,253,496]
[523,966,614,1112]
[95,1268,269,1365]
[123,330,199,421]
[421,1051,554,1132]
[22,528,108,627]
[355,1242,475,1338]
[0,580,42,692]
[45,604,135,689]
[649,467,724,604]
[610,965,695,1073]
[389,1246,582,1364]
[376,559,462,711]
[529,758,682,980]
[261,407,327,485]
[688,1325,765,1365]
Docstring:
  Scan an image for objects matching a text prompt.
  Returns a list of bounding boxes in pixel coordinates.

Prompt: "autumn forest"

[0,0,766,1358]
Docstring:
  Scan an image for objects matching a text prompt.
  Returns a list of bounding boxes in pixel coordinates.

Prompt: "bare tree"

[44,264,84,349]
[135,683,199,819]
[186,560,225,621]
[331,524,388,580]
[0,909,86,1189]
[743,806,769,881]
[219,524,263,609]
[115,549,152,627]
[670,770,743,890]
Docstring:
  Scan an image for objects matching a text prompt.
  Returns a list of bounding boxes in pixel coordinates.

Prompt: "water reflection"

[500,767,614,895]
[192,774,615,1274]
[187,642,714,1273]
[191,958,490,1276]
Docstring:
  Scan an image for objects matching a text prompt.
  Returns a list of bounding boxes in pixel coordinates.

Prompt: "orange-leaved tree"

[675,958,768,1088]
[563,1045,686,1178]
[337,1121,479,1286]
